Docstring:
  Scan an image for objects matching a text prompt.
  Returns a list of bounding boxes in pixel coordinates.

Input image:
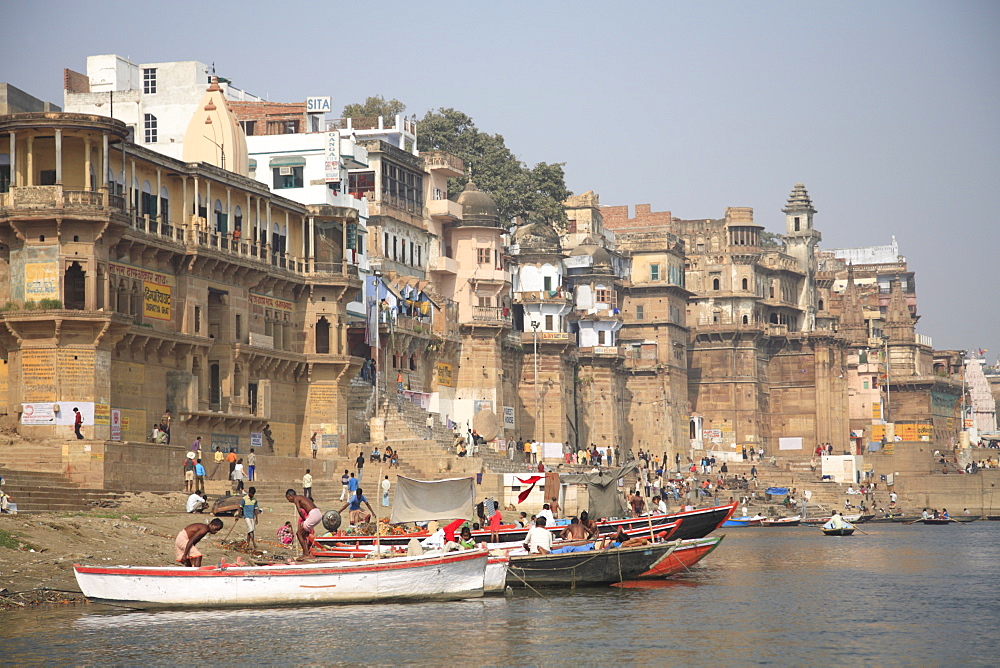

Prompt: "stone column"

[309,215,316,271]
[26,135,33,186]
[156,168,162,225]
[55,129,62,185]
[102,133,109,189]
[84,137,92,190]
[9,131,15,188]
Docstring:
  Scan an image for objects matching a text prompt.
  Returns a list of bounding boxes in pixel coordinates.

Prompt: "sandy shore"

[0,492,299,609]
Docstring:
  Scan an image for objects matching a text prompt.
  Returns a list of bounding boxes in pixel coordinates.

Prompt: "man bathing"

[286,489,322,559]
[175,518,223,567]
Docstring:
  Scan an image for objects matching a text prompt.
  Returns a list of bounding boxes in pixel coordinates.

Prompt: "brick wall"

[601,204,674,233]
[63,69,90,94]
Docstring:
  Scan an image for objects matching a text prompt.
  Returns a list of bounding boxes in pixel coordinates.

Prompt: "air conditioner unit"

[279,166,293,176]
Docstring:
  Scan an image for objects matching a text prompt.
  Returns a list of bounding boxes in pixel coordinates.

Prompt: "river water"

[2,523,998,665]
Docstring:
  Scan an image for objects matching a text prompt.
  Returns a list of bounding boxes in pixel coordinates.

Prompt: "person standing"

[210,446,224,480]
[232,458,246,493]
[73,407,84,440]
[356,451,365,483]
[347,472,359,499]
[381,475,391,507]
[302,469,313,500]
[191,436,202,454]
[310,432,318,459]
[240,486,261,550]
[285,489,322,560]
[175,519,223,567]
[182,452,196,493]
[160,409,172,444]
[194,458,206,495]
[337,487,375,526]
[340,470,351,501]
[426,414,434,440]
[226,448,237,479]
[247,449,257,482]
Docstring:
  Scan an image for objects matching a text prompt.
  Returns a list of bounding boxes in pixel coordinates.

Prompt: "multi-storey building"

[0,91,362,457]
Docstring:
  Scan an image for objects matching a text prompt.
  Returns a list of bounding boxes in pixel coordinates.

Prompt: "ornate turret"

[838,265,868,346]
[883,277,915,344]
[781,183,822,332]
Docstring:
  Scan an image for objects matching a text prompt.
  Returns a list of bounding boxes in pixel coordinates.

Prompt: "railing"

[422,151,465,173]
[471,306,512,325]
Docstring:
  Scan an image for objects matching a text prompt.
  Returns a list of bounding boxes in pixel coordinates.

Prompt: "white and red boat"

[312,502,736,552]
[73,549,488,608]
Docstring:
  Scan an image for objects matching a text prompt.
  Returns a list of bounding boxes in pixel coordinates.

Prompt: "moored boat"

[504,536,721,588]
[920,518,954,525]
[722,517,753,527]
[760,515,802,527]
[952,515,980,523]
[73,550,489,608]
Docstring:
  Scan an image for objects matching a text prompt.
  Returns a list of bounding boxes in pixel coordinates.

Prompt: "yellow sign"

[94,402,110,426]
[871,402,881,419]
[872,423,885,440]
[437,362,454,387]
[143,281,172,320]
[25,262,59,300]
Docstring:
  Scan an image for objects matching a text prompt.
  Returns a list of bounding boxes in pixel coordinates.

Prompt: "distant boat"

[823,527,855,536]
[920,518,955,525]
[761,515,802,527]
[952,515,980,523]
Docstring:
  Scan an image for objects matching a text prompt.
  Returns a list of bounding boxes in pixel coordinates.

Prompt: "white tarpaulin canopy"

[389,476,476,524]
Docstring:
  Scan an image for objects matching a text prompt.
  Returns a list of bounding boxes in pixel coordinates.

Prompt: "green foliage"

[0,528,35,551]
[341,95,407,120]
[760,231,784,249]
[39,299,63,309]
[417,108,571,227]
[23,300,38,310]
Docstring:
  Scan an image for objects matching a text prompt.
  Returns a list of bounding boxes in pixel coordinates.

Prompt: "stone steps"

[1,466,125,512]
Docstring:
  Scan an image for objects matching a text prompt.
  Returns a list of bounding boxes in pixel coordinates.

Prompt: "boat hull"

[634,536,724,578]
[823,528,855,536]
[73,550,488,608]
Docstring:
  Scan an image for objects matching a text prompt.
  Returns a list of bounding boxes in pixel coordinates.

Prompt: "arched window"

[712,278,720,291]
[214,199,226,234]
[769,285,775,299]
[770,313,779,324]
[315,316,330,354]
[742,315,750,325]
[141,180,155,217]
[0,153,10,192]
[64,262,86,310]
[742,277,748,290]
[818,298,825,311]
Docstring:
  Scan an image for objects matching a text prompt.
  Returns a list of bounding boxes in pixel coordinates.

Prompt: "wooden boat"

[952,515,980,523]
[73,549,488,608]
[312,502,736,551]
[760,515,801,527]
[823,527,855,536]
[311,520,679,560]
[987,515,1000,521]
[920,518,954,525]
[504,536,723,588]
[722,517,753,527]
[803,513,863,526]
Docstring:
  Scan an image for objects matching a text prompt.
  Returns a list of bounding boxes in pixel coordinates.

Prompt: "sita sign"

[306,96,331,113]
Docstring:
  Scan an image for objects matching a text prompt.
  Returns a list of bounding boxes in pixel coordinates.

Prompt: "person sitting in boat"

[175,518,223,567]
[524,515,554,554]
[579,510,600,539]
[457,526,477,550]
[337,487,376,526]
[940,508,950,519]
[823,512,848,531]
[921,508,932,520]
[559,516,592,541]
[598,526,650,549]
[286,489,323,559]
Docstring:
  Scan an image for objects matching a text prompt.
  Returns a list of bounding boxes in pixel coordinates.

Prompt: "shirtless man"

[560,516,592,541]
[579,510,600,539]
[175,518,223,567]
[286,488,322,559]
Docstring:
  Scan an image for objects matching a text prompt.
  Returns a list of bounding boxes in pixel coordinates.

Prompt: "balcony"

[515,289,573,304]
[422,151,465,177]
[428,197,463,222]
[470,305,512,327]
[430,255,458,275]
[1,185,123,213]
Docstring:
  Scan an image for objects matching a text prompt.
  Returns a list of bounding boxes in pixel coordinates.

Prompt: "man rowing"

[286,488,322,560]
[175,518,223,567]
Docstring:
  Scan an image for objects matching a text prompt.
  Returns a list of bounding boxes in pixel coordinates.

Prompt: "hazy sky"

[5,1,999,359]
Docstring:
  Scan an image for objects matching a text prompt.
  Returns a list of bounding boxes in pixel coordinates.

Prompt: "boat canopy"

[389,475,476,524]
[560,462,639,519]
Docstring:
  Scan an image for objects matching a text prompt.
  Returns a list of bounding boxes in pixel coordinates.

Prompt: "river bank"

[0,492,298,609]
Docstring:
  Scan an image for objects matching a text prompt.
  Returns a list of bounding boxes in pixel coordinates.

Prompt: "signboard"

[94,402,110,426]
[437,362,454,388]
[21,402,57,425]
[778,436,803,451]
[250,432,263,450]
[109,262,175,321]
[211,433,239,451]
[249,293,294,312]
[306,96,332,113]
[703,429,722,439]
[540,332,570,342]
[110,409,122,441]
[871,402,881,419]
[474,400,493,416]
[325,130,341,183]
[503,406,515,430]
[25,262,59,300]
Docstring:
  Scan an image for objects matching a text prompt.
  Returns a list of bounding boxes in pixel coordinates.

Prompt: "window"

[393,236,398,261]
[636,305,645,320]
[415,246,421,267]
[477,248,491,264]
[272,166,303,189]
[235,315,242,342]
[544,314,553,330]
[194,306,202,333]
[384,232,390,256]
[595,288,612,304]
[478,295,492,307]
[598,330,607,345]
[143,68,156,94]
[381,161,423,213]
[239,120,256,136]
[543,276,553,291]
[650,264,660,281]
[863,381,869,390]
[349,172,375,199]
[712,278,720,291]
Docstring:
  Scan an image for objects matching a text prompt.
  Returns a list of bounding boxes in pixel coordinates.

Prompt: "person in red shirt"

[73,407,84,440]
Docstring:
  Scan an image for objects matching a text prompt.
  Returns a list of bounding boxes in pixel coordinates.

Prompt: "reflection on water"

[2,524,998,665]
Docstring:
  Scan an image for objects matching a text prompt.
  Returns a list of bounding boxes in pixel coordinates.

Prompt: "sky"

[5,0,1000,359]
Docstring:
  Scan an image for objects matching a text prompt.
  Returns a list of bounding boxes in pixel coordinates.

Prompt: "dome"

[456,182,500,226]
[569,237,613,270]
[513,221,560,250]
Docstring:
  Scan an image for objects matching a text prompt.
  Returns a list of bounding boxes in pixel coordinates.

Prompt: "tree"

[418,108,571,227]
[341,95,407,120]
